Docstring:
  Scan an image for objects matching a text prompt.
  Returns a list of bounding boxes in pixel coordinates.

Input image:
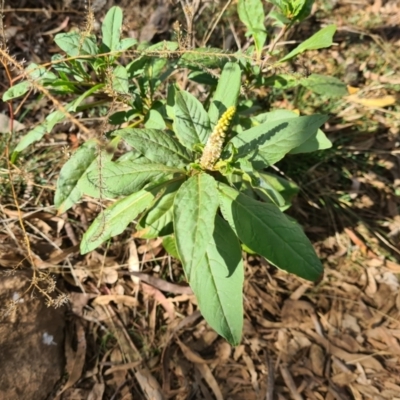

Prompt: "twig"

[265,349,275,400]
[202,0,233,46]
[280,365,304,400]
[261,24,288,70]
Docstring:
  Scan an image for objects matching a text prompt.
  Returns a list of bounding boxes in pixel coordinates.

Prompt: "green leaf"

[173,174,219,278]
[162,236,180,260]
[102,6,123,51]
[54,139,98,213]
[237,0,267,59]
[178,48,225,68]
[269,0,314,22]
[3,62,59,101]
[54,32,98,56]
[174,91,210,149]
[3,81,31,101]
[137,179,184,239]
[144,109,166,130]
[112,65,129,95]
[251,109,332,155]
[115,128,192,167]
[117,38,138,51]
[13,124,47,154]
[166,84,177,120]
[300,74,348,97]
[253,177,286,207]
[81,183,166,254]
[190,215,244,345]
[208,62,241,128]
[26,63,57,81]
[80,158,184,199]
[262,73,301,89]
[218,183,323,281]
[188,70,218,86]
[258,172,299,205]
[230,114,328,167]
[251,109,299,125]
[279,25,336,63]
[293,0,315,22]
[289,129,332,154]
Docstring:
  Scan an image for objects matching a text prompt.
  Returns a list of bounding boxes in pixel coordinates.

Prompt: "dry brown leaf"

[347,94,397,108]
[92,294,138,307]
[142,282,175,321]
[106,348,129,392]
[102,267,119,284]
[305,330,383,371]
[135,368,164,400]
[243,354,259,394]
[127,240,140,285]
[176,338,214,364]
[56,320,86,398]
[87,383,105,400]
[195,363,224,400]
[331,371,357,386]
[309,344,325,377]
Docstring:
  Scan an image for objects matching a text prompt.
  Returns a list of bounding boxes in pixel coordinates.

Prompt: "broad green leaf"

[237,0,267,59]
[251,109,331,155]
[188,70,218,86]
[262,73,300,89]
[253,177,286,207]
[269,0,314,22]
[300,74,348,97]
[163,236,180,260]
[289,129,332,154]
[109,109,137,125]
[208,62,241,128]
[115,128,191,167]
[112,65,129,95]
[54,32,98,56]
[3,63,58,101]
[102,6,123,51]
[218,183,323,281]
[174,91,210,149]
[178,48,225,68]
[54,139,98,214]
[293,0,314,22]
[190,215,244,345]
[80,183,166,254]
[137,179,184,239]
[166,84,177,120]
[3,81,31,101]
[173,174,219,278]
[80,158,184,198]
[144,110,166,130]
[116,38,138,51]
[278,25,336,63]
[251,109,299,125]
[13,124,47,154]
[230,114,328,167]
[144,41,179,89]
[69,83,105,112]
[26,63,57,81]
[258,172,299,205]
[269,10,291,26]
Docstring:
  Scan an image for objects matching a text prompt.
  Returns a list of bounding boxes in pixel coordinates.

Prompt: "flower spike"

[200,106,236,170]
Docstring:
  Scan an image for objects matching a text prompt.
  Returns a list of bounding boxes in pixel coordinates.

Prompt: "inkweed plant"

[2,1,346,344]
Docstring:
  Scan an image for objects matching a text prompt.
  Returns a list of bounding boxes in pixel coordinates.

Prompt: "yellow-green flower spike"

[200,106,236,170]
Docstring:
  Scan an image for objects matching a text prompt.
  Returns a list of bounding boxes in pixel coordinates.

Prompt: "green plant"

[3,1,344,345]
